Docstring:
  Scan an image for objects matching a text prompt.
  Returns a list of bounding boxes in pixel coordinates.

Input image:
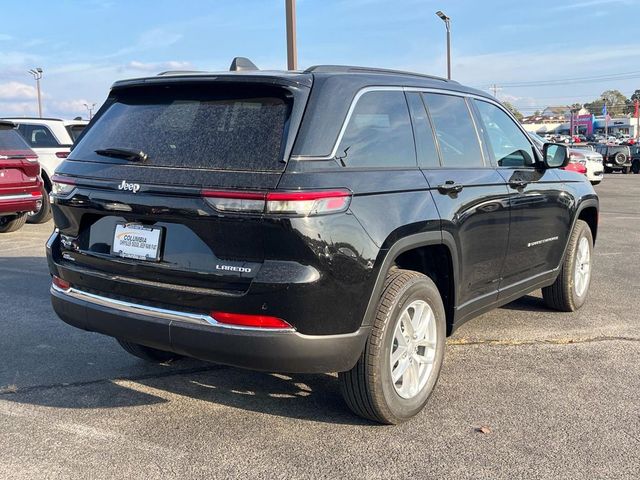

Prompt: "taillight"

[211,311,292,329]
[52,275,70,291]
[55,152,69,159]
[202,190,265,213]
[51,174,76,196]
[266,190,351,216]
[202,189,352,216]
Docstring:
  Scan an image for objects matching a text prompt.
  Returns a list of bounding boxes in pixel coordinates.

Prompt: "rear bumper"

[0,190,42,215]
[50,284,370,373]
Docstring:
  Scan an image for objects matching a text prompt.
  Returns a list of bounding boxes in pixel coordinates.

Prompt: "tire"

[590,180,601,186]
[604,166,612,174]
[27,185,52,224]
[0,214,28,233]
[542,220,593,312]
[632,161,640,174]
[116,339,182,363]
[339,269,446,424]
[624,166,631,175]
[614,152,626,166]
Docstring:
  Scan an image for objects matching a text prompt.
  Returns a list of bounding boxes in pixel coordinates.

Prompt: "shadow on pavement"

[500,294,553,313]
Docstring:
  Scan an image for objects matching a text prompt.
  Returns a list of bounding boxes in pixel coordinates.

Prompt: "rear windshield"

[70,84,292,171]
[66,124,86,143]
[0,125,32,151]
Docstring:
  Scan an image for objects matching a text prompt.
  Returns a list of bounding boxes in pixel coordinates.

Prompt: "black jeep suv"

[595,144,632,174]
[47,62,598,424]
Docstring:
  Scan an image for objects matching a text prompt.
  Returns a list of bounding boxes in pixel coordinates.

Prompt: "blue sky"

[1,0,640,118]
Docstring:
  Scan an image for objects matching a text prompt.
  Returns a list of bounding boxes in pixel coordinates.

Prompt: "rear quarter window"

[335,90,416,168]
[17,124,61,148]
[71,84,293,172]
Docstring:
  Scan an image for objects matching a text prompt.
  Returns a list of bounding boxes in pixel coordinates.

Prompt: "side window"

[422,93,484,168]
[18,124,60,148]
[406,92,439,168]
[475,100,535,168]
[336,90,416,168]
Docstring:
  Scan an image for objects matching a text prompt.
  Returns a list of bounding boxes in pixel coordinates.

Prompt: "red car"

[563,160,587,175]
[0,121,43,233]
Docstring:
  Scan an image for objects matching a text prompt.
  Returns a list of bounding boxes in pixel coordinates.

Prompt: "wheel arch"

[362,232,458,335]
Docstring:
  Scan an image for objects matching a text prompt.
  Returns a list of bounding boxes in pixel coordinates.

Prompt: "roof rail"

[0,116,65,122]
[304,65,455,83]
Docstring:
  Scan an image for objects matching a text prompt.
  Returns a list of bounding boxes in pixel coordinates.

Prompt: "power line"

[476,69,640,89]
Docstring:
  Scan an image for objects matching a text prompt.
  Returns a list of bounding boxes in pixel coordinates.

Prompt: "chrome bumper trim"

[0,193,39,202]
[51,283,294,333]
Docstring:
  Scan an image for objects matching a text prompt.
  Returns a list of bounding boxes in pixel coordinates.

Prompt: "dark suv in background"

[47,61,598,424]
[595,144,632,173]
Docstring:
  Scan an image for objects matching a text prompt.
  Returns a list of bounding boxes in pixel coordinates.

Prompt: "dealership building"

[521,107,639,137]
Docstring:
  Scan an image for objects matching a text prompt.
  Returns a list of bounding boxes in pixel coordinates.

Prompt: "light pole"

[83,103,96,120]
[435,11,451,80]
[285,0,297,70]
[28,68,43,118]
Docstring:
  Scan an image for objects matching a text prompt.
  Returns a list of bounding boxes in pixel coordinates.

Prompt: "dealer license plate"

[112,223,163,261]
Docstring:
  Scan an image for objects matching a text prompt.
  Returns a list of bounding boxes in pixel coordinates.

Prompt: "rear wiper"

[94,147,148,162]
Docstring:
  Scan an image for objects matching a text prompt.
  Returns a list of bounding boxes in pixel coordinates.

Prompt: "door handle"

[509,179,529,189]
[437,181,464,195]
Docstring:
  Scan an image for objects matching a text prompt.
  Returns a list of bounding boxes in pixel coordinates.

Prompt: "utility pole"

[635,99,639,142]
[28,68,43,118]
[285,0,297,70]
[83,103,96,120]
[490,84,501,99]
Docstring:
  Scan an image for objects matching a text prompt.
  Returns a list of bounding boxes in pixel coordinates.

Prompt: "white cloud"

[0,101,36,116]
[105,27,183,58]
[0,82,38,101]
[124,60,193,73]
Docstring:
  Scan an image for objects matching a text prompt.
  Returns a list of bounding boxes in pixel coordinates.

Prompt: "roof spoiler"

[229,57,259,72]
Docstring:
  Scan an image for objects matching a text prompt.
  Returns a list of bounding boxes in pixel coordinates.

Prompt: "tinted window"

[66,125,86,142]
[475,100,535,167]
[422,93,483,168]
[336,90,415,168]
[0,125,33,151]
[18,124,61,148]
[406,92,439,168]
[71,84,292,171]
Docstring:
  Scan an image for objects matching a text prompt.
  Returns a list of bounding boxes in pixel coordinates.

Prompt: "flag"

[602,103,607,116]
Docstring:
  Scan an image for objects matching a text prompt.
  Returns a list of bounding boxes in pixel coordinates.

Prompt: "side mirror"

[542,143,569,169]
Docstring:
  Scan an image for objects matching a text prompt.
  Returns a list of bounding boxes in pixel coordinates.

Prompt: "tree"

[584,89,629,117]
[502,101,523,121]
[533,110,541,116]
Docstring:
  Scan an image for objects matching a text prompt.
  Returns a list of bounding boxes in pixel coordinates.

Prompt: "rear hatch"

[52,74,311,294]
[0,122,40,198]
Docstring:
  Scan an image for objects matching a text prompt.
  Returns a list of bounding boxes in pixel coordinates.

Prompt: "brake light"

[211,311,292,329]
[51,175,76,196]
[55,152,69,159]
[202,189,352,216]
[266,190,351,215]
[52,276,70,291]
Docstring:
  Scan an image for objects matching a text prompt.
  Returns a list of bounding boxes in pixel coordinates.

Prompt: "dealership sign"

[573,114,594,134]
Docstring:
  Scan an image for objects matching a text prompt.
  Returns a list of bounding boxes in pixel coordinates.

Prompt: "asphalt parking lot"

[1,176,639,479]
